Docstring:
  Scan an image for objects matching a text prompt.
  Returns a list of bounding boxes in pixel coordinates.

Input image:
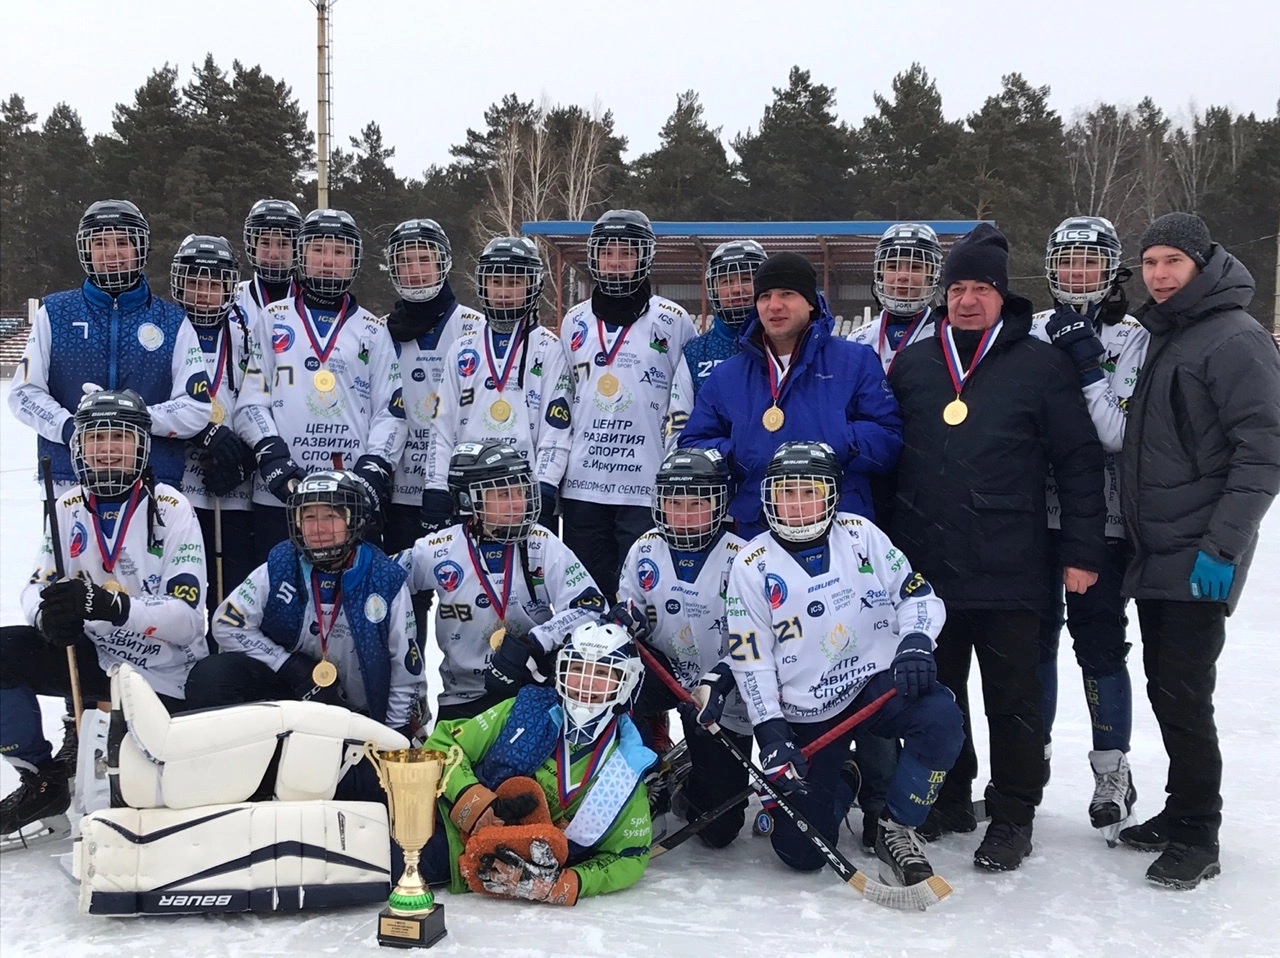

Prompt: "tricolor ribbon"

[939,319,1003,395]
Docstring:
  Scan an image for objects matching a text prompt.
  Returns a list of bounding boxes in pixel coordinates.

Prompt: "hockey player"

[382,218,484,552]
[416,621,655,905]
[1031,216,1148,843]
[559,209,696,599]
[170,235,260,614]
[423,237,573,533]
[664,240,767,448]
[184,470,424,742]
[237,198,302,314]
[0,390,209,850]
[722,442,964,888]
[236,208,406,561]
[618,448,751,847]
[847,223,944,372]
[398,441,608,721]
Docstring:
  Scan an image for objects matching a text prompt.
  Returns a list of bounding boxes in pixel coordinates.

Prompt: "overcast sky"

[3,0,1278,180]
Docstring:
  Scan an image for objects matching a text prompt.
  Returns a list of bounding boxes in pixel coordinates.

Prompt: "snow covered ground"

[1,378,1276,957]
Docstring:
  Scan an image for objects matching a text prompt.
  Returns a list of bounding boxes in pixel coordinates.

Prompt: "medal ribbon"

[595,319,631,368]
[88,485,144,575]
[877,308,928,373]
[939,319,1003,396]
[309,570,344,661]
[764,340,790,404]
[206,326,230,404]
[557,719,617,810]
[483,323,526,395]
[294,292,353,366]
[466,538,514,621]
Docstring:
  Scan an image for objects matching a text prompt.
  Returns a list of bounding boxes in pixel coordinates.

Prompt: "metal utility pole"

[310,1,335,208]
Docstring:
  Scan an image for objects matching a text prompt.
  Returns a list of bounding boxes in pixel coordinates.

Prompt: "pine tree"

[629,90,736,221]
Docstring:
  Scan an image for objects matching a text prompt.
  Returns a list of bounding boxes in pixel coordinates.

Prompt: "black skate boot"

[918,798,978,842]
[1119,811,1170,852]
[973,819,1033,872]
[1146,841,1220,890]
[875,813,934,887]
[50,714,78,781]
[1088,749,1136,845]
[0,762,72,853]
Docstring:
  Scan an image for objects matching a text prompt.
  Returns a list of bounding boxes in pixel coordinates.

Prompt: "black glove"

[891,632,938,699]
[755,717,808,796]
[254,437,306,504]
[39,578,130,646]
[538,483,558,527]
[1045,305,1105,386]
[277,652,348,708]
[679,662,736,729]
[606,600,653,645]
[484,630,545,698]
[353,454,393,515]
[196,423,257,497]
[420,489,455,534]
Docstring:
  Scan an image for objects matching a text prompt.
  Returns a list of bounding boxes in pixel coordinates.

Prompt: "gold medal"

[597,372,620,397]
[312,659,338,688]
[313,370,336,393]
[762,405,785,432]
[102,579,124,594]
[209,401,226,426]
[943,398,969,426]
[490,398,512,422]
[488,624,507,651]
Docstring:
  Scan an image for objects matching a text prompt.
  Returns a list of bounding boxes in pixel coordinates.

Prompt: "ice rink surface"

[1,380,1276,957]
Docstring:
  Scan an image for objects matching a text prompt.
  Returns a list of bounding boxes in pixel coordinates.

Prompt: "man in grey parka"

[1118,212,1280,889]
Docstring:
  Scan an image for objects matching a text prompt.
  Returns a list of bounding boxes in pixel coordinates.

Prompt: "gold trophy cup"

[364,745,460,949]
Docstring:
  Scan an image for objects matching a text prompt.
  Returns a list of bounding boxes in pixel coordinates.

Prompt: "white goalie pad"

[109,663,408,809]
[74,801,391,916]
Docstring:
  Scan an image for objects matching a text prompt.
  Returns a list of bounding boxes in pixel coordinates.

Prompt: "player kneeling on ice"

[618,448,751,845]
[1,390,209,850]
[184,471,425,762]
[417,621,655,904]
[720,442,964,887]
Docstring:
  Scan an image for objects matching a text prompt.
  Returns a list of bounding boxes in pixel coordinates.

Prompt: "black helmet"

[385,218,452,303]
[71,389,152,497]
[287,470,372,567]
[1045,216,1122,307]
[243,199,303,282]
[77,199,150,292]
[475,236,543,331]
[705,240,766,325]
[873,223,943,316]
[762,441,841,544]
[587,209,656,297]
[447,440,540,543]
[296,208,363,297]
[652,448,731,551]
[170,234,240,326]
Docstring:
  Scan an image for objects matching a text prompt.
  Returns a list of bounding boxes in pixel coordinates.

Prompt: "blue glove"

[538,482,558,527]
[61,418,76,444]
[891,632,937,699]
[680,662,735,729]
[1189,550,1235,602]
[755,717,808,796]
[484,629,546,698]
[1045,305,1106,386]
[420,489,455,534]
[607,600,653,645]
[195,424,257,497]
[253,437,306,504]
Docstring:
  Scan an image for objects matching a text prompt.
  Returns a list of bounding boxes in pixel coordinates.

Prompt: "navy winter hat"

[1140,212,1212,269]
[754,252,819,309]
[941,223,1009,297]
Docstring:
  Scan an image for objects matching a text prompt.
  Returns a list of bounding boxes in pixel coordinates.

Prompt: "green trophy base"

[377,902,447,949]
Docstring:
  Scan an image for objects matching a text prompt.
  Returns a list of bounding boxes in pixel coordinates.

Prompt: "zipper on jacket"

[109,297,120,390]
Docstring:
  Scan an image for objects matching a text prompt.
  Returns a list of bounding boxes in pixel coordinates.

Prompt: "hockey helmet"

[587,209,656,297]
[652,448,730,552]
[77,199,150,293]
[873,223,943,316]
[1045,216,1122,307]
[243,199,303,283]
[447,440,541,543]
[296,208,363,297]
[706,240,767,325]
[555,621,644,746]
[762,441,841,543]
[170,234,240,326]
[71,389,152,497]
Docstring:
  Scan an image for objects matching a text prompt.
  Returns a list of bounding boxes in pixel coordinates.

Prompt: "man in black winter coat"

[888,224,1107,872]
[1116,213,1280,890]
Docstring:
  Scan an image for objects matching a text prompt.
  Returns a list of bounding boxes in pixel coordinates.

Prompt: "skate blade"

[0,814,72,855]
[1097,810,1137,848]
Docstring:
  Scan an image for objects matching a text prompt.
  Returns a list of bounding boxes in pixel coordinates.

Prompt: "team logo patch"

[806,600,825,617]
[137,323,164,351]
[390,387,405,419]
[765,573,788,610]
[68,522,88,558]
[665,599,681,615]
[272,323,295,353]
[457,348,480,378]
[411,367,426,382]
[434,560,464,593]
[404,642,423,676]
[821,622,854,663]
[364,594,387,623]
[637,558,660,592]
[570,320,588,352]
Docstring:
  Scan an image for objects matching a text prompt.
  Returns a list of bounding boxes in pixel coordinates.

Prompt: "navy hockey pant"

[561,500,651,601]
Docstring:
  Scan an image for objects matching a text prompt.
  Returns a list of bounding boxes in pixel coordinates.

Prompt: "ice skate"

[1088,749,1137,846]
[0,764,73,855]
[875,812,934,887]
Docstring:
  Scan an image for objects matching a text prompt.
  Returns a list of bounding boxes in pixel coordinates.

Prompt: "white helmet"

[555,622,643,746]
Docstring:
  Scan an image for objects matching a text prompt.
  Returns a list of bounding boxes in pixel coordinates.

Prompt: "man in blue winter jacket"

[680,252,902,539]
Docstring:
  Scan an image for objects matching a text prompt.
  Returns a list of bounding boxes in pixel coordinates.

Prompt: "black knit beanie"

[940,223,1009,297]
[753,252,818,309]
[1140,212,1212,268]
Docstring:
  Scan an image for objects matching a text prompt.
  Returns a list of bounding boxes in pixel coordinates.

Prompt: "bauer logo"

[766,573,788,609]
[272,324,295,353]
[68,521,88,558]
[155,894,235,908]
[457,348,480,378]
[434,560,464,593]
[637,558,660,592]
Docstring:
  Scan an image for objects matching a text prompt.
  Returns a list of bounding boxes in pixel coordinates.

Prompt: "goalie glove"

[476,840,580,906]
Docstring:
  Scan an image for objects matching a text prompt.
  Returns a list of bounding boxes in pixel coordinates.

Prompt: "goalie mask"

[706,240,767,325]
[873,223,942,316]
[555,621,643,746]
[448,441,541,544]
[77,199,150,293]
[243,199,303,283]
[652,448,730,552]
[287,470,372,567]
[386,218,452,303]
[297,208,363,298]
[587,209,656,297]
[170,234,240,326]
[71,389,152,498]
[1045,216,1122,307]
[762,441,841,544]
[475,236,543,332]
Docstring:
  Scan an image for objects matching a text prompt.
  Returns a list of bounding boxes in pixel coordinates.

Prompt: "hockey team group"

[2,193,1278,915]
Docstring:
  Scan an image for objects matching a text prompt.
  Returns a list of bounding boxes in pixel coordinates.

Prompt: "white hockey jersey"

[662,352,697,452]
[618,529,751,734]
[559,297,696,507]
[395,524,607,707]
[1030,310,1150,538]
[235,293,407,505]
[846,307,939,373]
[394,301,484,506]
[726,514,946,726]
[21,483,209,700]
[425,320,574,492]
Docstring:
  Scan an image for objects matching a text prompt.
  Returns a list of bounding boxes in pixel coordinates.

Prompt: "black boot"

[1119,811,1170,852]
[50,715,78,776]
[973,819,1034,871]
[1145,841,1220,889]
[918,799,978,842]
[875,813,934,887]
[0,762,71,842]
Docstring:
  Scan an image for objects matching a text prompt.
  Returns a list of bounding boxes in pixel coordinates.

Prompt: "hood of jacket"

[1136,245,1255,337]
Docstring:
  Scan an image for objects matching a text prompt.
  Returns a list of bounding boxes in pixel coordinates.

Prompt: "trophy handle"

[363,741,391,793]
[438,744,464,796]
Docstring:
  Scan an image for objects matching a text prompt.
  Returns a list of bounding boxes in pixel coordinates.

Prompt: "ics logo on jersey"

[475,593,491,609]
[806,600,825,617]
[272,324,295,353]
[765,573,788,610]
[637,558,660,592]
[457,348,480,378]
[570,320,588,352]
[68,522,88,558]
[665,599,681,615]
[434,560,465,593]
[412,367,426,382]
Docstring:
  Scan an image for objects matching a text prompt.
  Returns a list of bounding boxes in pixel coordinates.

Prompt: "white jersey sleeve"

[383,583,421,729]
[232,303,280,448]
[662,353,696,452]
[362,315,408,465]
[8,305,73,442]
[151,318,213,440]
[179,315,255,512]
[210,563,289,671]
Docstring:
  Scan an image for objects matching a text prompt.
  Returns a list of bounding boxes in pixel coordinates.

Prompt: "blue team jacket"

[681,313,743,398]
